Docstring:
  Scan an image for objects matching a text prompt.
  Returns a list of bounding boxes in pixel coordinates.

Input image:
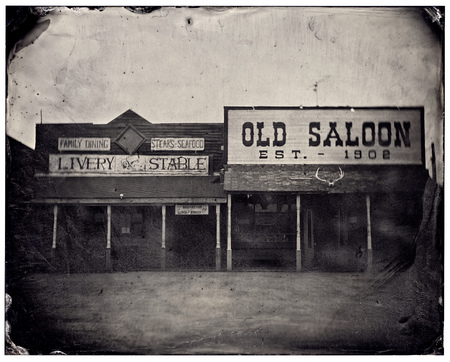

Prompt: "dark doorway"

[231,194,297,270]
[303,194,367,272]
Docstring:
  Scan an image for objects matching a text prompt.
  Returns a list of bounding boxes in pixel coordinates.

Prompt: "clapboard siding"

[224,164,428,193]
[35,111,224,173]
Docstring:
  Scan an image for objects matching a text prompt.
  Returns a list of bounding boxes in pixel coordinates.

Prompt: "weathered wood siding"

[35,110,224,173]
[224,164,428,193]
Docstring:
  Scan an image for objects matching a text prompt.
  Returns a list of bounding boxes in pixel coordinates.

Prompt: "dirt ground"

[6,270,437,355]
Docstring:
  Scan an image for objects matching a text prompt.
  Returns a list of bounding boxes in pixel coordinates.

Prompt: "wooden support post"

[296,195,302,271]
[161,205,166,270]
[51,205,58,260]
[216,204,221,271]
[227,194,232,271]
[366,195,373,273]
[105,205,112,271]
[106,205,111,249]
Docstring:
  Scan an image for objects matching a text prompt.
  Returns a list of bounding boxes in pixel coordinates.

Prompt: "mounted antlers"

[315,167,344,187]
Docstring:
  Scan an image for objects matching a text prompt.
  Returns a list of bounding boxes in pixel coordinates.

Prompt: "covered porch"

[31,176,226,272]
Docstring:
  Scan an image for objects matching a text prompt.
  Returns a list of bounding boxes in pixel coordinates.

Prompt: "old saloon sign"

[225,107,423,165]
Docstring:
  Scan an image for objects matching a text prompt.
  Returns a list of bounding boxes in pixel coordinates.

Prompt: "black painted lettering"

[161,158,168,170]
[272,122,286,147]
[242,122,254,147]
[275,150,284,159]
[176,157,187,170]
[149,157,160,170]
[292,150,301,159]
[259,150,268,159]
[187,158,197,170]
[97,158,107,170]
[309,122,321,147]
[196,157,207,171]
[106,157,114,170]
[76,157,88,170]
[345,122,359,146]
[362,122,376,147]
[394,122,411,147]
[256,122,269,147]
[86,158,95,169]
[323,122,343,147]
[378,122,392,147]
[167,158,177,170]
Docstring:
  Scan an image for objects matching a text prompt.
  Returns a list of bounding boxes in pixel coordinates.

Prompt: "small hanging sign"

[175,204,209,215]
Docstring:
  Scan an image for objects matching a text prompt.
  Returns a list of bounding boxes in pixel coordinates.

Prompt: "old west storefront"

[28,107,428,273]
[31,110,226,272]
[223,107,428,272]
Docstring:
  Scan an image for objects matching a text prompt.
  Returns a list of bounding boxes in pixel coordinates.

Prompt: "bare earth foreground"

[8,271,434,355]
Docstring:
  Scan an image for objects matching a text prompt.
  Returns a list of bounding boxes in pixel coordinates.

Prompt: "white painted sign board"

[151,138,205,151]
[58,138,111,151]
[49,154,209,175]
[226,108,423,165]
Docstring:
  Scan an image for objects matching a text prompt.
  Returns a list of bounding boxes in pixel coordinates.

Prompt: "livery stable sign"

[49,154,210,175]
[225,107,424,165]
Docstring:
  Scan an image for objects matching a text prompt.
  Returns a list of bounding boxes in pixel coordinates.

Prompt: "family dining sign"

[225,107,424,165]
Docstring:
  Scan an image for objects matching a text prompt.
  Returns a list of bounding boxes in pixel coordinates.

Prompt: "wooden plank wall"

[35,119,224,173]
[224,164,428,194]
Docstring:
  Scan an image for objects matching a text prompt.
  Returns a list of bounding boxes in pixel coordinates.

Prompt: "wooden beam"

[366,195,373,273]
[106,205,112,271]
[216,204,221,271]
[296,194,301,271]
[227,194,232,271]
[31,198,227,205]
[52,205,58,249]
[106,205,111,249]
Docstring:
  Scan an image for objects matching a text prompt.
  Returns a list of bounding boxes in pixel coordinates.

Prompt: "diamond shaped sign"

[115,124,146,155]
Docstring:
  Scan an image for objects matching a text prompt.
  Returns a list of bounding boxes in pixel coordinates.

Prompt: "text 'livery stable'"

[225,108,423,165]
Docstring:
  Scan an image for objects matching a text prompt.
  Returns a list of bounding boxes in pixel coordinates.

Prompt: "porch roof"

[31,176,226,204]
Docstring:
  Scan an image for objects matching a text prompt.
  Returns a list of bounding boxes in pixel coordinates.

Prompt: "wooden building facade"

[21,107,429,273]
[30,109,227,272]
[223,107,428,272]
